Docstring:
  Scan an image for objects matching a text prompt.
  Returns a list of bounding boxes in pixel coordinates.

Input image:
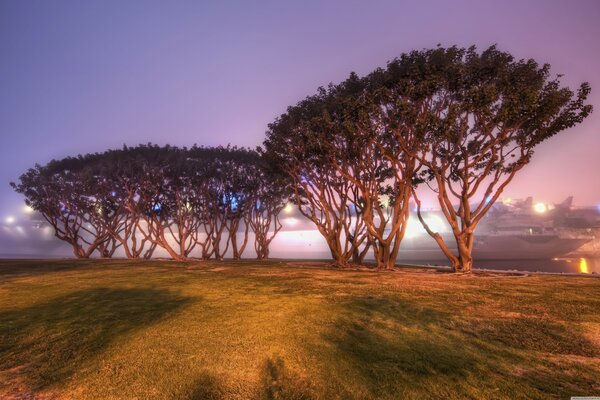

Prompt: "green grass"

[0,259,599,399]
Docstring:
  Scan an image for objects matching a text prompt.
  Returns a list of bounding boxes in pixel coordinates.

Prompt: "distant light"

[484,196,493,204]
[43,226,53,237]
[579,258,589,274]
[423,215,446,233]
[404,217,421,238]
[502,197,512,206]
[23,205,34,214]
[5,216,15,225]
[284,204,293,213]
[533,203,547,213]
[285,217,299,226]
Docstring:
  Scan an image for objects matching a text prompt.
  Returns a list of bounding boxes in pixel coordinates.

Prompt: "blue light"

[153,203,162,213]
[222,193,240,212]
[230,196,239,212]
[485,196,493,204]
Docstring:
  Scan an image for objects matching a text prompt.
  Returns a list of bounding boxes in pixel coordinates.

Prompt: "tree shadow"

[318,297,497,398]
[0,259,97,283]
[319,295,600,398]
[0,287,191,392]
[457,315,598,357]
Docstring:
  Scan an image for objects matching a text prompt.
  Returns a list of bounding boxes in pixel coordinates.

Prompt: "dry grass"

[0,259,599,399]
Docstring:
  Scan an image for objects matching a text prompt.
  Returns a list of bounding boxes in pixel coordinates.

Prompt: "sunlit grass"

[1,259,599,399]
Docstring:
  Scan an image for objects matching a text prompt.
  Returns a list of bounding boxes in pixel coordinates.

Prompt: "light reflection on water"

[430,257,600,274]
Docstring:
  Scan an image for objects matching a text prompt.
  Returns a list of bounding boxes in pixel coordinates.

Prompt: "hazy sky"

[1,0,599,226]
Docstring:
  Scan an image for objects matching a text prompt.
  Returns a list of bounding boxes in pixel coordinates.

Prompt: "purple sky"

[1,0,599,225]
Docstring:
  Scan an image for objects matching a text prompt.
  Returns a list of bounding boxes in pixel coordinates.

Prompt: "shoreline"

[0,257,598,277]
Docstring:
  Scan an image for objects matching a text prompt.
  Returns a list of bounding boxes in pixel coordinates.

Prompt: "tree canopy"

[11,144,291,260]
[263,45,592,271]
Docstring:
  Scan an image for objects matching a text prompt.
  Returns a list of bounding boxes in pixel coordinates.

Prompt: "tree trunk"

[454,236,473,273]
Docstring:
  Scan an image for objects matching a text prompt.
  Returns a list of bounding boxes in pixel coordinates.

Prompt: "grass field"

[0,259,599,399]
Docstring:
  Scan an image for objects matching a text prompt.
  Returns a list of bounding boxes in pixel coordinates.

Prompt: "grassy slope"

[0,259,599,400]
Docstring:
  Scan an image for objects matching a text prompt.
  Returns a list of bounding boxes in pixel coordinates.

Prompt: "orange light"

[579,258,589,274]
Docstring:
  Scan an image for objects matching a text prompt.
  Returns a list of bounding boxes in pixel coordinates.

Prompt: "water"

[271,250,600,274]
[399,257,600,274]
[1,252,598,274]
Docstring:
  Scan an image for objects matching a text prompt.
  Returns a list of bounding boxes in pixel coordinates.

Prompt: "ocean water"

[401,257,600,274]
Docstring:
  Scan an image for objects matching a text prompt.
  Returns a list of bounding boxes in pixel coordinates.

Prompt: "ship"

[275,196,598,261]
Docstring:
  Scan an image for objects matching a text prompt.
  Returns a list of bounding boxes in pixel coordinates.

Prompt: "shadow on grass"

[0,287,191,391]
[319,295,600,399]
[321,297,481,398]
[0,260,96,282]
[183,356,314,400]
[259,355,313,400]
[458,315,598,357]
[185,371,225,400]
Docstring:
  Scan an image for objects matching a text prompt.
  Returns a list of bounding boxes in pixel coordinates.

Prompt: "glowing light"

[284,217,299,226]
[533,203,547,213]
[579,258,589,274]
[404,217,421,238]
[5,216,15,225]
[423,215,446,233]
[23,205,34,214]
[502,197,512,205]
[284,203,294,213]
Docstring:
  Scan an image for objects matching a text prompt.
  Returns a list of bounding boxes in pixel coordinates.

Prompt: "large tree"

[387,46,592,272]
[263,90,371,267]
[316,73,422,270]
[11,156,112,258]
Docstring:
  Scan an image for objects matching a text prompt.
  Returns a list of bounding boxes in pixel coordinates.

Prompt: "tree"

[387,46,592,272]
[93,146,158,259]
[246,156,291,259]
[263,90,371,267]
[314,73,421,270]
[11,156,112,258]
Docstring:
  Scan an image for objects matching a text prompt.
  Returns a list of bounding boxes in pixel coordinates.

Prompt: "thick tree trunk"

[374,243,395,270]
[454,236,474,273]
[326,236,348,268]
